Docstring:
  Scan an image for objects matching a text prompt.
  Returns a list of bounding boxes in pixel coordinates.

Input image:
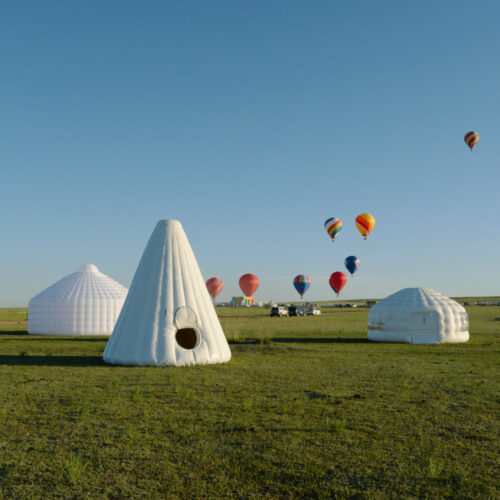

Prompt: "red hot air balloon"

[206,277,223,300]
[239,274,259,297]
[329,272,347,296]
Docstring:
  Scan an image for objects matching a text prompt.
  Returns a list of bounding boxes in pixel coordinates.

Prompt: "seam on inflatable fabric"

[174,229,195,365]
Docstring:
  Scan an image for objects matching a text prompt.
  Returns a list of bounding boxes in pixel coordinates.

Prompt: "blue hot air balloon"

[344,256,360,276]
[293,275,311,298]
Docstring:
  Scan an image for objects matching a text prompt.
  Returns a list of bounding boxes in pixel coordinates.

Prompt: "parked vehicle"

[306,305,321,316]
[288,305,305,317]
[270,306,289,317]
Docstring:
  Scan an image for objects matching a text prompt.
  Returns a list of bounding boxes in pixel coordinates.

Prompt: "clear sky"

[1,1,499,306]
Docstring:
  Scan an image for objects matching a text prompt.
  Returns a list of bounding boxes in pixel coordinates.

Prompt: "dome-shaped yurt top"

[28,264,128,335]
[368,287,469,344]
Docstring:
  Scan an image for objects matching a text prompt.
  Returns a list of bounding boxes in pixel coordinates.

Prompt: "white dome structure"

[368,288,469,344]
[28,264,128,336]
[103,219,231,366]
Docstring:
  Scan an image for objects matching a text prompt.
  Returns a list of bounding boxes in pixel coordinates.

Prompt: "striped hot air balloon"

[464,131,479,151]
[324,217,343,242]
[355,213,375,240]
[293,275,311,298]
[206,277,223,300]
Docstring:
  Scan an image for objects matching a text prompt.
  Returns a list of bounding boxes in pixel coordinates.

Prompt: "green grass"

[0,306,498,498]
[0,307,28,321]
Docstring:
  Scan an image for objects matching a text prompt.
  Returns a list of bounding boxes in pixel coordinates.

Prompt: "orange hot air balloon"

[239,274,259,297]
[355,213,375,239]
[206,277,223,300]
[329,272,347,296]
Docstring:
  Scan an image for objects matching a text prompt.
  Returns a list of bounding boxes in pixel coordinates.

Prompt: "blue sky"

[1,1,499,306]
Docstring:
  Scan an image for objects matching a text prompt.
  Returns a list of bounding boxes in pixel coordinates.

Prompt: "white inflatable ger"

[28,264,128,335]
[103,219,231,366]
[368,288,469,344]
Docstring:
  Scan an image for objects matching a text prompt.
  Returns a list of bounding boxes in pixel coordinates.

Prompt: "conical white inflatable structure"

[103,220,231,366]
[368,288,469,344]
[28,264,128,335]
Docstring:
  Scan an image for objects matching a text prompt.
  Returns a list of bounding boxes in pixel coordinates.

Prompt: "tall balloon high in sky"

[464,131,479,151]
[293,275,311,298]
[206,277,223,300]
[324,217,343,242]
[355,213,375,239]
[239,274,259,297]
[344,256,360,276]
[329,272,347,296]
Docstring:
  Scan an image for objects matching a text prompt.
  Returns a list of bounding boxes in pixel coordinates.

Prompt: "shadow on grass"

[0,331,108,342]
[0,355,107,367]
[272,337,370,344]
[228,339,268,345]
[16,337,109,342]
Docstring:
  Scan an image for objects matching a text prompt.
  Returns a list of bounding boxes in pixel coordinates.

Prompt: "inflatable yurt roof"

[368,288,469,344]
[103,219,231,366]
[28,264,128,336]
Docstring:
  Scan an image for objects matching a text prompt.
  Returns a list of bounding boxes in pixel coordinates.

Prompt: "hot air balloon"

[464,131,479,151]
[324,217,343,242]
[206,277,223,300]
[293,275,311,298]
[329,272,347,296]
[355,213,375,240]
[344,256,360,276]
[239,274,259,298]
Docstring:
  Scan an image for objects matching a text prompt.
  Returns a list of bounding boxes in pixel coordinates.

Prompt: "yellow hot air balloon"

[355,213,375,239]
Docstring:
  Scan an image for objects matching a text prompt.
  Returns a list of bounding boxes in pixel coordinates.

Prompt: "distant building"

[231,296,255,307]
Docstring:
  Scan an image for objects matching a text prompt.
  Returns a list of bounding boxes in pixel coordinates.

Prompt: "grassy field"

[0,304,498,498]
